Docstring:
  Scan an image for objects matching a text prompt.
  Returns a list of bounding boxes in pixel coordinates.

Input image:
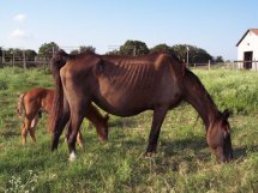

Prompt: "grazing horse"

[17,87,109,145]
[50,50,233,163]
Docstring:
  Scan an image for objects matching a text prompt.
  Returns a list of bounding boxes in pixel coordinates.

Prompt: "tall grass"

[196,69,258,114]
[0,67,257,193]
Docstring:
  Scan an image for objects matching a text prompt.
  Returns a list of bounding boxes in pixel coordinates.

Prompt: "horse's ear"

[222,109,231,120]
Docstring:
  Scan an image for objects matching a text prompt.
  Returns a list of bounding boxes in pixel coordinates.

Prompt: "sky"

[0,0,257,60]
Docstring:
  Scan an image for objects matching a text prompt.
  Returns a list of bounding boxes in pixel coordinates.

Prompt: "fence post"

[12,51,14,68]
[23,50,27,70]
[208,60,211,70]
[2,49,5,64]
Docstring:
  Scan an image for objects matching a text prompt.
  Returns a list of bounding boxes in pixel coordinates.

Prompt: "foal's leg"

[145,106,168,156]
[21,122,27,145]
[21,118,32,145]
[28,116,39,143]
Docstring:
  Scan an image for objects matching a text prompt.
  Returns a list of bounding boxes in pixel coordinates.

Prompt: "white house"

[236,28,258,70]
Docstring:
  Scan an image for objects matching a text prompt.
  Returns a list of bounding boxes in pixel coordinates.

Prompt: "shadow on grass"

[233,145,258,160]
[109,117,139,129]
[162,136,207,155]
[0,130,20,139]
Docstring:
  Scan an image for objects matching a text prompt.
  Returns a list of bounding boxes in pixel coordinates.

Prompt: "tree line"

[0,40,224,65]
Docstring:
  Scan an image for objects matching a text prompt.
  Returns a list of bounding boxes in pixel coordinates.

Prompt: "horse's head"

[97,114,109,142]
[207,109,233,163]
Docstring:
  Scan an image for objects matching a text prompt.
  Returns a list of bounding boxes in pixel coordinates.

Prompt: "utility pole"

[186,46,189,67]
[52,46,55,58]
[133,46,136,56]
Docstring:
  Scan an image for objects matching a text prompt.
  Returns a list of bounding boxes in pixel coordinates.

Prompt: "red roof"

[236,28,258,46]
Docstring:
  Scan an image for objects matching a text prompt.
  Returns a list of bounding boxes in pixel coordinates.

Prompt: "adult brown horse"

[17,87,109,146]
[50,50,233,163]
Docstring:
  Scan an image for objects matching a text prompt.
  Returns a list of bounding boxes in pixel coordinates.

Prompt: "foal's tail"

[17,93,25,118]
[49,50,70,151]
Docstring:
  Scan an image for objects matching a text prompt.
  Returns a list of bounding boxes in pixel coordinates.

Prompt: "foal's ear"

[222,109,231,120]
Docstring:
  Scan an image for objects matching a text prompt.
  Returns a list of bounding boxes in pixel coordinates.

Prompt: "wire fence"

[1,52,258,72]
[191,61,258,71]
[0,46,83,70]
[0,58,244,72]
[190,62,234,70]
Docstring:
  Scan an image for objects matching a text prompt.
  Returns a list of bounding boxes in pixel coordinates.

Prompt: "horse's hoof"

[68,151,77,162]
[144,151,157,158]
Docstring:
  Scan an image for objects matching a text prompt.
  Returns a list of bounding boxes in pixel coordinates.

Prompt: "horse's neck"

[183,70,219,129]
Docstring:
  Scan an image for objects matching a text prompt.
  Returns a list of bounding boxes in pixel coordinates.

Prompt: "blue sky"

[0,0,257,60]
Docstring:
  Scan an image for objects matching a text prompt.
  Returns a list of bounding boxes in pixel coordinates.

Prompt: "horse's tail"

[49,49,70,151]
[17,93,26,119]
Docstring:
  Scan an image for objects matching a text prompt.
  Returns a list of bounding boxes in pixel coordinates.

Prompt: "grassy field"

[0,67,257,193]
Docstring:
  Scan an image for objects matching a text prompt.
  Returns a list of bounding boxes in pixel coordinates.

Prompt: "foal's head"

[207,110,233,163]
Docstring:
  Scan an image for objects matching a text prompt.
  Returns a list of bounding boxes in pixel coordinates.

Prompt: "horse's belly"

[95,91,150,116]
[95,84,179,116]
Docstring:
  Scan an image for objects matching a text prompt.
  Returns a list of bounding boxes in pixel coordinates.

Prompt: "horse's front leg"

[145,106,168,157]
[76,130,84,148]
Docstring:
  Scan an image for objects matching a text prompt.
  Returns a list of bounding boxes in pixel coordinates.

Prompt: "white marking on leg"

[69,151,76,162]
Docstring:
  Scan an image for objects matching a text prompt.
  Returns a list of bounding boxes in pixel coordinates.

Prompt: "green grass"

[0,67,257,193]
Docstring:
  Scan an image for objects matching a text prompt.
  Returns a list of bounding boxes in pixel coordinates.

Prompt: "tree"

[105,49,120,55]
[171,44,188,62]
[119,40,149,56]
[38,42,59,59]
[150,44,173,54]
[190,48,213,63]
[25,49,37,61]
[70,49,80,55]
[0,47,2,65]
[79,46,95,54]
[214,56,224,63]
[171,44,212,64]
[4,48,23,61]
[70,46,96,55]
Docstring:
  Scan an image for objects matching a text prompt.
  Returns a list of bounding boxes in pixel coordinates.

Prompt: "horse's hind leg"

[67,111,84,161]
[21,122,27,145]
[65,120,84,148]
[28,116,39,143]
[51,112,69,150]
[21,118,32,145]
[145,106,168,156]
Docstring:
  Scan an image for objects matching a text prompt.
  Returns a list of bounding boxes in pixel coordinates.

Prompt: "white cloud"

[13,13,27,22]
[10,28,27,39]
